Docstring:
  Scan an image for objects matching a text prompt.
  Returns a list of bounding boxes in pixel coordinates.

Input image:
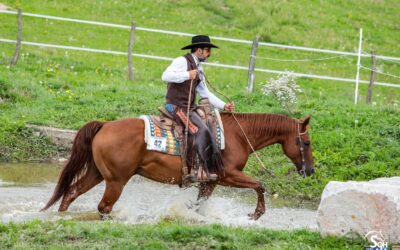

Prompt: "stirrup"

[183,174,197,183]
[207,173,218,182]
[197,168,218,182]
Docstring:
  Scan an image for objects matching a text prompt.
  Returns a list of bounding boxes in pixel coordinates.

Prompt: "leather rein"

[200,71,275,177]
[201,71,309,178]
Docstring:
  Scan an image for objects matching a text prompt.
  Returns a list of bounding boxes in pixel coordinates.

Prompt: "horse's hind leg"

[97,180,126,219]
[59,164,103,212]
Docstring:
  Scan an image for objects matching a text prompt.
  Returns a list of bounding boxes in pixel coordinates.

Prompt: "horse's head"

[281,116,315,178]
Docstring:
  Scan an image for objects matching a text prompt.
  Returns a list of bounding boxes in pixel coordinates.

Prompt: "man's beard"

[198,57,208,62]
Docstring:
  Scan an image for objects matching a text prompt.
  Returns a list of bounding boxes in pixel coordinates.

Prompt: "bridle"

[297,122,308,178]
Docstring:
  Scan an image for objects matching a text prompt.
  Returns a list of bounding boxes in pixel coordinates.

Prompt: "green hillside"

[0,0,399,202]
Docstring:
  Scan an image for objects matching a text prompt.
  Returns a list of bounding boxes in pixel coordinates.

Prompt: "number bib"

[147,137,167,151]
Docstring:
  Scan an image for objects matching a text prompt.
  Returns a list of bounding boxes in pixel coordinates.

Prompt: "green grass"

[0,0,399,203]
[0,220,369,249]
[1,0,399,82]
[0,1,399,247]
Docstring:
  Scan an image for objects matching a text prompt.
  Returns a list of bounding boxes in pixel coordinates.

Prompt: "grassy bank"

[0,220,368,249]
[0,0,399,202]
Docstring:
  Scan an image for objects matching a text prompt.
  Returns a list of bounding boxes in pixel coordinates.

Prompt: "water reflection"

[0,163,61,186]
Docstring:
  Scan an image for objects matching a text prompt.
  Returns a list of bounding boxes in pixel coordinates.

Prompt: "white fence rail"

[1,10,400,61]
[1,38,399,88]
[1,10,399,89]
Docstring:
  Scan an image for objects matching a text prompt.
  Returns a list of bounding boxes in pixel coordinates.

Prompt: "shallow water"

[0,163,318,230]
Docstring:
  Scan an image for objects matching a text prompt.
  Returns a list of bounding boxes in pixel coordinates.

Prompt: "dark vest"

[166,54,200,109]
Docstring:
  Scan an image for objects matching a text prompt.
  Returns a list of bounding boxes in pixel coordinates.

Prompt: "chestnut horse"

[42,113,314,220]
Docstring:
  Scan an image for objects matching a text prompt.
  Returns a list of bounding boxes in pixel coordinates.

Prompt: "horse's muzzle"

[298,165,315,178]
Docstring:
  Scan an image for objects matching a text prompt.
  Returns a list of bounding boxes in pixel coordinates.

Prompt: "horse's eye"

[304,141,310,146]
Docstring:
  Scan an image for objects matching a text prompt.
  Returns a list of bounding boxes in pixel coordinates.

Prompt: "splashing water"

[0,164,317,230]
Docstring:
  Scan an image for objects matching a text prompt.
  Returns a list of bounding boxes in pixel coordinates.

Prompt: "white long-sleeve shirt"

[162,54,225,110]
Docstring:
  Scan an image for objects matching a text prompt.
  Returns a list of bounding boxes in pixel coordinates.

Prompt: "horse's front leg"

[188,182,218,209]
[219,170,266,220]
[186,182,218,211]
[197,182,217,201]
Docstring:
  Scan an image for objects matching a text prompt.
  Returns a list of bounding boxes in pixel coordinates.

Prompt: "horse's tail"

[41,121,104,211]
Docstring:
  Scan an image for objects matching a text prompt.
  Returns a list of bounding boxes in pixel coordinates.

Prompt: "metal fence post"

[366,51,377,104]
[11,8,22,66]
[247,36,259,93]
[128,21,136,81]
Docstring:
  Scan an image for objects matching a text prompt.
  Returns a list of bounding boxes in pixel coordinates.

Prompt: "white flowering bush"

[262,71,302,111]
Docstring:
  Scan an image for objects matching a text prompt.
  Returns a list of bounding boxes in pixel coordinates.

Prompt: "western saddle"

[148,98,220,186]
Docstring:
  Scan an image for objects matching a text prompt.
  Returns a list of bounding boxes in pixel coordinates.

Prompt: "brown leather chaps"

[172,107,224,176]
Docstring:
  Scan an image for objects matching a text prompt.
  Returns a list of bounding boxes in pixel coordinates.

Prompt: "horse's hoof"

[247,213,255,220]
[185,200,201,211]
[248,212,262,220]
[99,213,113,221]
[185,200,197,209]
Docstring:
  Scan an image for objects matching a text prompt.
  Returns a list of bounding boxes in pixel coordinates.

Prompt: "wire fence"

[2,10,400,61]
[254,55,348,62]
[1,9,399,89]
[2,38,398,89]
[360,65,400,79]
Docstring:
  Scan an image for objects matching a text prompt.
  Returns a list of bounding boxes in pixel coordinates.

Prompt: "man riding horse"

[162,35,235,182]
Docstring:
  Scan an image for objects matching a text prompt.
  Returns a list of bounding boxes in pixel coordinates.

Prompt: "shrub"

[262,71,302,112]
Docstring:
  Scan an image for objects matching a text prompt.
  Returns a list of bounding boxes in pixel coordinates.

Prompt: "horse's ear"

[302,115,311,132]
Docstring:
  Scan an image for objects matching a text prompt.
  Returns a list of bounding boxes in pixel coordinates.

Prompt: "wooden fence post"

[246,36,259,93]
[128,21,136,81]
[11,8,22,66]
[366,51,377,104]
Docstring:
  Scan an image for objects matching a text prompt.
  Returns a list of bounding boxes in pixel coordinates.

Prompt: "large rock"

[317,177,400,243]
[27,124,76,149]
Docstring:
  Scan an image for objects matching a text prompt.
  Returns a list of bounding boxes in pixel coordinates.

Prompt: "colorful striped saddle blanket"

[140,112,225,156]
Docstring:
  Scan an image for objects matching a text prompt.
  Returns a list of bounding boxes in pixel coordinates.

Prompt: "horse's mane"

[221,112,298,137]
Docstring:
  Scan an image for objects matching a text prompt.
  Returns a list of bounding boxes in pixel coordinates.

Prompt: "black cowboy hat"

[181,35,219,50]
